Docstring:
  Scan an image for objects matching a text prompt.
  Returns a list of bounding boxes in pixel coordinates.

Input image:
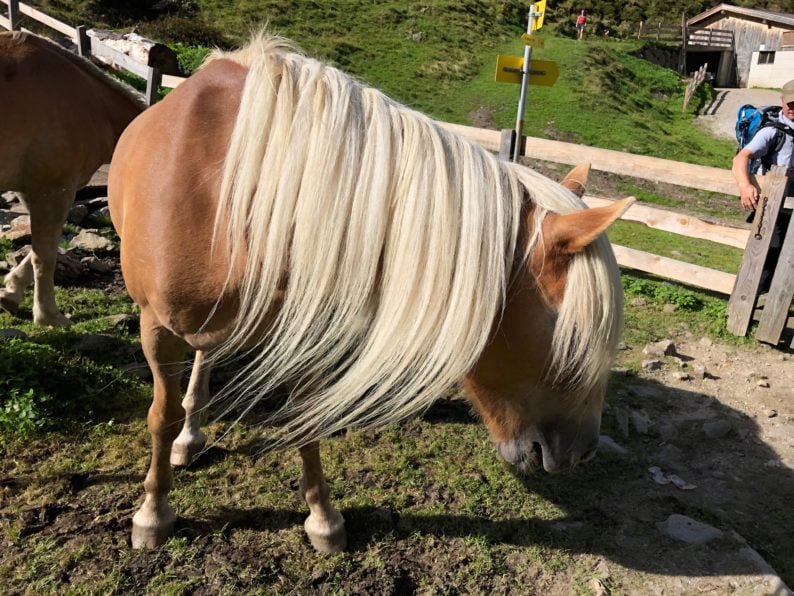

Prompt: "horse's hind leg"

[132,308,189,549]
[25,188,74,325]
[0,252,33,314]
[299,442,346,553]
[171,350,212,467]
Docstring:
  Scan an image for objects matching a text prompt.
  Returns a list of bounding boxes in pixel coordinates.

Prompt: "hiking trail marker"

[495,0,558,162]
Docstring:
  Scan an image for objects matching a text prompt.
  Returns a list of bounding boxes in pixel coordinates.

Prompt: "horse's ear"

[546,197,634,255]
[560,162,590,198]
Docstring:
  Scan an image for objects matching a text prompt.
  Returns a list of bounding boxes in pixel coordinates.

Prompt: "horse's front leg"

[132,308,188,548]
[299,442,346,553]
[171,350,212,466]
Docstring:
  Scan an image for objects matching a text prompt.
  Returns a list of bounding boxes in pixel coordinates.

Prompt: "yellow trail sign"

[520,33,545,48]
[494,55,559,86]
[531,0,546,31]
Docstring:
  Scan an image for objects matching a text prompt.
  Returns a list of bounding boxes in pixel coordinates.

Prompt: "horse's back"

[0,32,128,190]
[109,59,249,342]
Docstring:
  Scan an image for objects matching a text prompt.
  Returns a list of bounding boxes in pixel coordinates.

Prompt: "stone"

[5,246,30,267]
[766,409,778,418]
[617,342,628,351]
[658,423,678,442]
[642,339,677,357]
[642,359,663,371]
[692,364,707,379]
[0,216,31,242]
[656,514,723,544]
[657,444,686,470]
[703,420,732,439]
[662,303,677,313]
[589,578,608,596]
[672,371,691,381]
[87,206,112,224]
[0,328,28,340]
[102,313,139,332]
[74,333,118,353]
[81,256,112,273]
[756,380,770,388]
[69,230,115,252]
[68,204,89,225]
[598,435,628,455]
[79,197,109,209]
[0,209,18,226]
[54,249,85,283]
[631,410,651,435]
[631,297,647,307]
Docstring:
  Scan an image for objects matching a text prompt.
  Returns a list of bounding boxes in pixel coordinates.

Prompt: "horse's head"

[464,179,632,475]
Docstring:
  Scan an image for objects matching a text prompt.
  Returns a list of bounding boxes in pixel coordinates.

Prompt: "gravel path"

[698,87,783,140]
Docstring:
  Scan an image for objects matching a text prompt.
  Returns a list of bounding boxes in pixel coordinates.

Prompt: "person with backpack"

[731,79,794,292]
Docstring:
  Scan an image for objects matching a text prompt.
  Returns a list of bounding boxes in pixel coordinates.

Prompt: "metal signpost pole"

[513,7,535,163]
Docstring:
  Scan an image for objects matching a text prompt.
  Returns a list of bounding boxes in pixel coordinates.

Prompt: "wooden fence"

[682,63,708,112]
[0,0,186,103]
[636,22,683,41]
[454,124,793,343]
[2,1,791,342]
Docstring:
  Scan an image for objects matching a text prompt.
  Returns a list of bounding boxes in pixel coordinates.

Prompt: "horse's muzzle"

[497,426,599,474]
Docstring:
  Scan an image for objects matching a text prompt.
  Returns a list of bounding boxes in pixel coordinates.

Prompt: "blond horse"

[109,34,632,552]
[0,31,145,325]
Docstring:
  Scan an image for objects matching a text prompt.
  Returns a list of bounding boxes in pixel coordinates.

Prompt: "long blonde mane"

[204,34,622,447]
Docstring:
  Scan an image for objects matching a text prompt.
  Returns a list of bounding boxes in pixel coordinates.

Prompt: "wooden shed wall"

[692,14,792,86]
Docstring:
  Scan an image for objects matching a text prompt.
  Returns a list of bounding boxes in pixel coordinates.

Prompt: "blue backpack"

[735,104,794,174]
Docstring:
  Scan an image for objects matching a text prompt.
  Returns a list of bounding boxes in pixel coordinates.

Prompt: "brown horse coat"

[0,31,144,324]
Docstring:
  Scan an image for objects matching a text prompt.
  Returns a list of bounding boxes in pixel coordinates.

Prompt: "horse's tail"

[205,33,522,448]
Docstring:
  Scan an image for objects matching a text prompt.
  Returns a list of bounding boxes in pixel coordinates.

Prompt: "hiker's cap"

[784,80,794,104]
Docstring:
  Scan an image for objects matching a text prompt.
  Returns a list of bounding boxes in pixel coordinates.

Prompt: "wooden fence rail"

[0,0,185,102]
[686,28,734,49]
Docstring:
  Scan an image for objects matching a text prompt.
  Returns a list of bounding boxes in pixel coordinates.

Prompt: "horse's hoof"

[305,510,347,554]
[33,311,71,327]
[131,504,176,549]
[170,436,206,467]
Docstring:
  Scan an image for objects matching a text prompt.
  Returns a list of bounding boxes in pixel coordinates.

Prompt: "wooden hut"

[686,4,794,88]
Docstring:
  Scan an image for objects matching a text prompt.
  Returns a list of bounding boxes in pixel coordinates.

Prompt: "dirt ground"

[602,333,794,594]
[698,88,783,140]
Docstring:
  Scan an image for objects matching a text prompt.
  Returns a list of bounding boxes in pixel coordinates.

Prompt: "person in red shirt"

[576,10,587,40]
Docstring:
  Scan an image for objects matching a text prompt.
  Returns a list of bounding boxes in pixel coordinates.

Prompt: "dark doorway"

[686,51,720,78]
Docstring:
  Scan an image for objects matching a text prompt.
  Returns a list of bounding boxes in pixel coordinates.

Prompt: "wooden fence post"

[8,0,20,30]
[756,209,794,344]
[727,166,789,336]
[145,66,162,106]
[76,25,90,57]
[499,129,516,161]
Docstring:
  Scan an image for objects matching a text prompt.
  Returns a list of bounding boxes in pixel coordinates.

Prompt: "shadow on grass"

[171,375,794,587]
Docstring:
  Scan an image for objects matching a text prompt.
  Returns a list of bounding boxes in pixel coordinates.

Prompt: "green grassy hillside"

[27,0,736,167]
